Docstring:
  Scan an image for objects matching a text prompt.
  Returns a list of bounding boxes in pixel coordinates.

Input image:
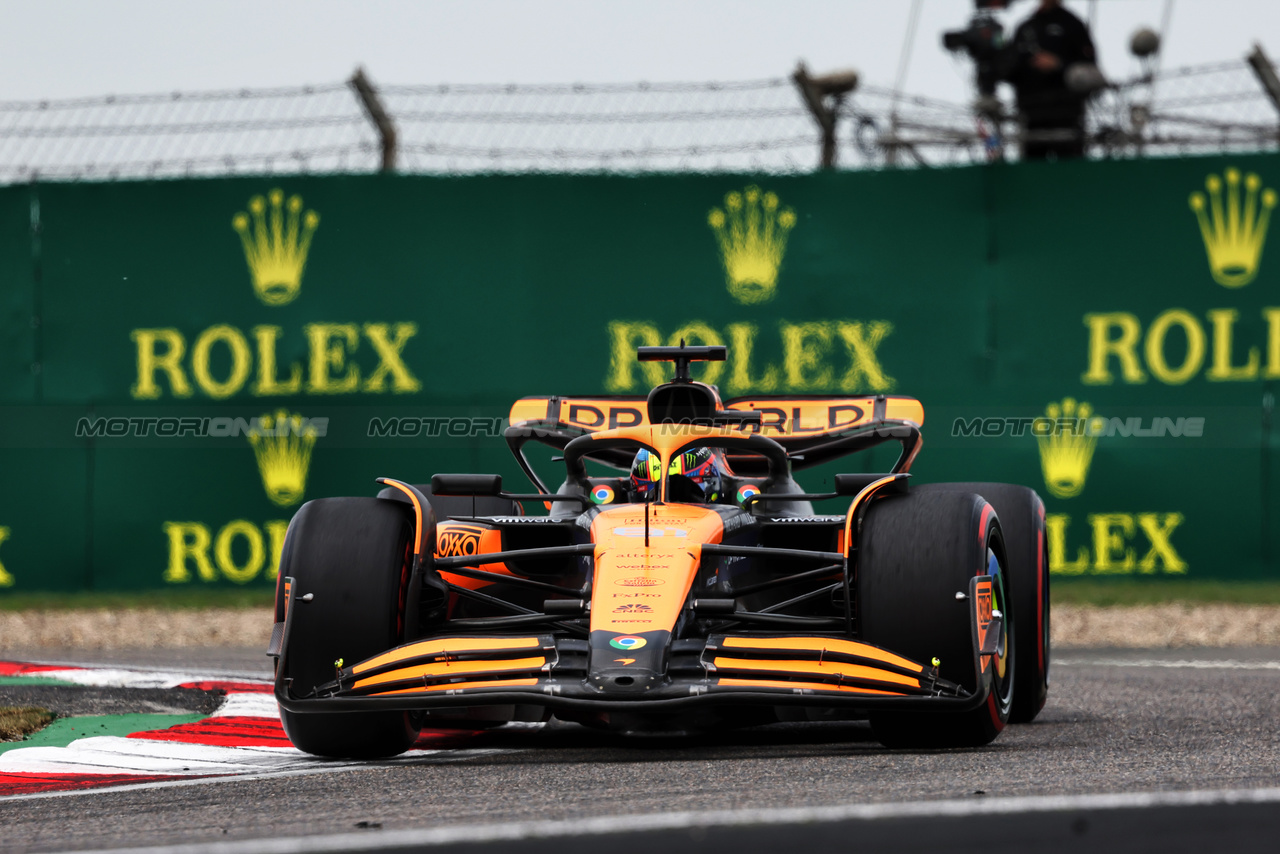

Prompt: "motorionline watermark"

[367,416,507,438]
[951,415,1205,439]
[366,417,918,439]
[75,415,329,438]
[73,414,919,441]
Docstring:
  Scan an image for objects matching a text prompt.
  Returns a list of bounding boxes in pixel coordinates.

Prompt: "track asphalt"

[0,646,1277,853]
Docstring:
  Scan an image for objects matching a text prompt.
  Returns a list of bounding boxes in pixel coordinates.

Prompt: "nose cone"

[589,665,663,693]
[587,631,667,694]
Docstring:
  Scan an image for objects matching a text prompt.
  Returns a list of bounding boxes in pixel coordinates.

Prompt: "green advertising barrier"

[1,154,1278,591]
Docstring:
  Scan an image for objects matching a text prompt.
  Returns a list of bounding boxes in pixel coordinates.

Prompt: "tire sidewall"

[276,497,419,758]
[858,490,1012,746]
[917,482,1049,723]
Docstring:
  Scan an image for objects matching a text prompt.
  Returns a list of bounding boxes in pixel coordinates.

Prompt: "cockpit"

[629,446,725,504]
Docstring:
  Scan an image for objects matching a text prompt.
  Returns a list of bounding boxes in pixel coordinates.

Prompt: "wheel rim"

[986,546,1015,709]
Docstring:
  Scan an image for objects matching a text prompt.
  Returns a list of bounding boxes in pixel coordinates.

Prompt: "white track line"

[5,658,272,682]
[4,665,272,690]
[0,748,515,802]
[64,786,1280,854]
[1,660,526,799]
[213,693,278,717]
[1055,658,1280,670]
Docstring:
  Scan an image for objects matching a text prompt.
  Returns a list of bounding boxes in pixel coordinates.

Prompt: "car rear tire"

[917,482,1049,723]
[858,491,1014,748]
[276,497,420,759]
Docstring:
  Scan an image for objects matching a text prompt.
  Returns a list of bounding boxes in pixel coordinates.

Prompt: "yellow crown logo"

[232,189,320,306]
[708,185,797,305]
[247,410,318,507]
[1188,168,1276,288]
[1035,397,1101,500]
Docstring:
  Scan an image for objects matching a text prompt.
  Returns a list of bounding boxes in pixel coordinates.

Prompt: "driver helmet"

[630,447,722,502]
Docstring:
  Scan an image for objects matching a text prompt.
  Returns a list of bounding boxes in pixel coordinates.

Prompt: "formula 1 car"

[270,345,1050,756]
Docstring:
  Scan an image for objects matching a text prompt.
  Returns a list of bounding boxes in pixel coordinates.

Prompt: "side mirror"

[430,474,503,496]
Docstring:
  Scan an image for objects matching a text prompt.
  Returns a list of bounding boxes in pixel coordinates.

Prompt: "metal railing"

[2,55,1277,183]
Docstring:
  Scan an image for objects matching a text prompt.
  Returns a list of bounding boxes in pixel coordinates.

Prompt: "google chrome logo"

[591,485,616,505]
[609,635,647,651]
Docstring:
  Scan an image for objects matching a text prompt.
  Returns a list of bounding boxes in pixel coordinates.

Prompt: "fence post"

[349,67,398,172]
[792,63,859,170]
[1248,43,1280,129]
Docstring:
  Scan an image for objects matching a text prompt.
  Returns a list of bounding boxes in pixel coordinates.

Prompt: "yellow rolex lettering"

[215,520,266,584]
[305,323,360,393]
[669,322,725,386]
[0,526,13,587]
[1144,309,1205,385]
[362,323,421,393]
[1046,514,1089,574]
[1136,513,1187,573]
[162,522,216,583]
[131,328,192,400]
[725,323,778,394]
[604,321,664,391]
[604,318,893,394]
[250,325,302,395]
[265,520,290,581]
[1206,309,1260,381]
[1082,312,1146,385]
[191,324,252,399]
[1090,513,1136,573]
[836,321,895,392]
[1264,308,1280,379]
[780,322,833,390]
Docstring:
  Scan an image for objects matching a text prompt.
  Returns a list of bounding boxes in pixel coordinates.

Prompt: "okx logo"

[437,525,484,558]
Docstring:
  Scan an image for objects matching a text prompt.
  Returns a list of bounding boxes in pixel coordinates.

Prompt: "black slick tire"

[276,497,420,759]
[917,482,1050,723]
[858,490,1014,748]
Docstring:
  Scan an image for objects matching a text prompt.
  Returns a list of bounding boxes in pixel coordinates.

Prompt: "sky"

[3,0,1279,105]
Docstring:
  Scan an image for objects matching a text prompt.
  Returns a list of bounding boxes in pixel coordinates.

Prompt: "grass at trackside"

[1051,579,1280,607]
[0,711,207,754]
[0,588,274,612]
[0,706,55,742]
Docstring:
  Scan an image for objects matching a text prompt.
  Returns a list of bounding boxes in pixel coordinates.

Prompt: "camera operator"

[1006,0,1097,160]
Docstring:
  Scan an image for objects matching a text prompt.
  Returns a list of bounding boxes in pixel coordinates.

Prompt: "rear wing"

[506,394,924,488]
[722,395,924,475]
[508,395,924,437]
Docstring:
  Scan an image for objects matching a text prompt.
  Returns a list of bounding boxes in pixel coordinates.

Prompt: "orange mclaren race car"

[270,345,1050,757]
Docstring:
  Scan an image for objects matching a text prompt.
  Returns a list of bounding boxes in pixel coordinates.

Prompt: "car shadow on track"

[421,718,1039,766]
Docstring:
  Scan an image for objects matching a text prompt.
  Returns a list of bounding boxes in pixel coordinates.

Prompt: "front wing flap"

[276,576,1000,715]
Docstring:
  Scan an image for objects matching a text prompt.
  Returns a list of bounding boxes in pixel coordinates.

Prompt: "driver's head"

[630,447,722,502]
